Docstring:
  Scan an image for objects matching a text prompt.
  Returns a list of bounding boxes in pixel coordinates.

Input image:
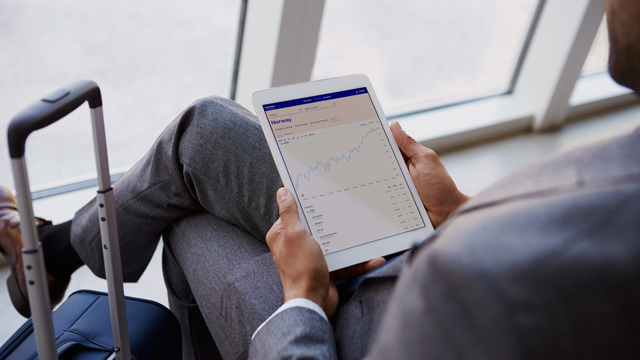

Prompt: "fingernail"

[277,188,288,202]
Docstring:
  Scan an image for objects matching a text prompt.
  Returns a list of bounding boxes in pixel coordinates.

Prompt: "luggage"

[0,291,181,360]
[0,80,182,360]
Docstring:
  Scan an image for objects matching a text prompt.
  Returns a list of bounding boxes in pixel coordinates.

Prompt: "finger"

[265,217,282,247]
[276,188,300,226]
[326,283,338,321]
[332,257,386,280]
[390,122,425,159]
[389,122,410,163]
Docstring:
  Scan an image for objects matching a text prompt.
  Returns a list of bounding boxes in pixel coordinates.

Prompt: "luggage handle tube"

[10,158,58,360]
[92,106,132,360]
[7,81,131,360]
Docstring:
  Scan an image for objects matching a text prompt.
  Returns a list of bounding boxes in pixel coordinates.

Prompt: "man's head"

[605,0,640,92]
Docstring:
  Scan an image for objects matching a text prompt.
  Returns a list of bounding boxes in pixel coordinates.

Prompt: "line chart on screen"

[277,118,424,253]
[280,119,399,198]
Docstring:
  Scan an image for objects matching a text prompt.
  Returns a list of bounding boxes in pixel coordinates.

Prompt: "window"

[570,15,634,115]
[5,0,627,192]
[0,0,240,190]
[312,0,541,116]
[581,17,608,75]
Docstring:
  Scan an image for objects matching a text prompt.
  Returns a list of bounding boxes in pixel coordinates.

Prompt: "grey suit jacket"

[249,127,640,360]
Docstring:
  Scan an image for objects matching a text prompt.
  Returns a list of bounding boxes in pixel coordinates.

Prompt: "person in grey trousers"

[1,0,639,358]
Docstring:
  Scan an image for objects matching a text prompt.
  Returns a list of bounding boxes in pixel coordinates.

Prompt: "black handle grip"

[8,80,102,159]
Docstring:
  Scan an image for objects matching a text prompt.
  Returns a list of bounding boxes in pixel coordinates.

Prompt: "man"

[1,0,639,359]
[254,0,640,358]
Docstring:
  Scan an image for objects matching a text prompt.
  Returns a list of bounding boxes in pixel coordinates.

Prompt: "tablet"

[252,74,434,271]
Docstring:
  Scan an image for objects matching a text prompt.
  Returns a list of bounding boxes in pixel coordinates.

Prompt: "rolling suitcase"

[0,80,182,360]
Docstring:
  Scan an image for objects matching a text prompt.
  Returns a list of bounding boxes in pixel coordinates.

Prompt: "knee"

[182,96,256,137]
[177,96,261,162]
[189,95,233,112]
[189,96,252,122]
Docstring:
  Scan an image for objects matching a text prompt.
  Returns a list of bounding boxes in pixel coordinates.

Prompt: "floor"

[1,103,639,345]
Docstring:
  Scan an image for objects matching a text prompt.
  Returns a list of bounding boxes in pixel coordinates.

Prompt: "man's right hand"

[390,122,470,229]
[266,188,385,320]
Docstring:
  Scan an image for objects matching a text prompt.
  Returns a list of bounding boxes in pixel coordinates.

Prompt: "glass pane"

[0,0,239,189]
[582,17,609,75]
[313,0,541,116]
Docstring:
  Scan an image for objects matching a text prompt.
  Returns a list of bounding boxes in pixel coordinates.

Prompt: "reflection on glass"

[313,0,540,115]
[582,17,609,76]
[0,0,238,189]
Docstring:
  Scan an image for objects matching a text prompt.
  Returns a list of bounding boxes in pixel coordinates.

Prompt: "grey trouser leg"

[163,212,282,360]
[71,96,282,281]
[69,96,397,360]
[70,97,284,359]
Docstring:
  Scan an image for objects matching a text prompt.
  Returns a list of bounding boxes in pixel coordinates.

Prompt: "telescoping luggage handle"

[7,80,132,360]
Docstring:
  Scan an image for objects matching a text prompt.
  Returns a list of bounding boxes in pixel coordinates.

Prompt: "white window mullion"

[271,0,325,87]
[514,0,604,131]
[235,0,324,111]
[234,0,285,110]
[236,0,612,152]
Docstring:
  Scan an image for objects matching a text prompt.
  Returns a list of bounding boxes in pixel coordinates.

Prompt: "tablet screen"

[264,88,426,255]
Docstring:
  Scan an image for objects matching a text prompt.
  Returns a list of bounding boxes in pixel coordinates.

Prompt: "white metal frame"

[234,0,638,152]
[520,0,604,130]
[569,72,636,119]
[235,0,325,107]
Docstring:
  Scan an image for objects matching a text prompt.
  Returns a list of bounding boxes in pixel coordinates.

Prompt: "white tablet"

[252,74,434,271]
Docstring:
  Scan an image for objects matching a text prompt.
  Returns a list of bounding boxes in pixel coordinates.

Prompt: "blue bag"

[3,80,182,359]
[0,290,181,360]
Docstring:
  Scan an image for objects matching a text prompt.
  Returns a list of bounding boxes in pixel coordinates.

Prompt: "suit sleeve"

[249,307,338,360]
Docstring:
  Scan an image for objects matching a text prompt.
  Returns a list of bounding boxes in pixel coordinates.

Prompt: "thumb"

[390,121,423,159]
[277,188,300,225]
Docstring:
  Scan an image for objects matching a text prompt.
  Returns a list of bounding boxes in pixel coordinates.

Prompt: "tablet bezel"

[251,74,434,271]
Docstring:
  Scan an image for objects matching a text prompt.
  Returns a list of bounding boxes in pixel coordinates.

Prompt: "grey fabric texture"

[162,211,402,360]
[71,96,283,281]
[163,212,282,360]
[162,227,223,360]
[365,128,640,360]
[71,94,640,359]
[331,253,406,360]
[70,97,399,360]
[249,307,338,360]
[71,96,285,359]
[248,128,640,359]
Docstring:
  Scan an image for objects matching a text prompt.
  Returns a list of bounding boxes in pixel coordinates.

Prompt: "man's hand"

[390,122,470,228]
[266,188,384,320]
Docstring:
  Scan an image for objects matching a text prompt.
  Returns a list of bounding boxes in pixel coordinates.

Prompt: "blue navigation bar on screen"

[263,87,368,111]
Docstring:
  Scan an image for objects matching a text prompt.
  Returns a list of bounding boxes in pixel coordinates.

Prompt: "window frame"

[234,0,637,151]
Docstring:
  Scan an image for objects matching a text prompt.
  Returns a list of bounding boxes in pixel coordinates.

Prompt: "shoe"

[0,185,70,318]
